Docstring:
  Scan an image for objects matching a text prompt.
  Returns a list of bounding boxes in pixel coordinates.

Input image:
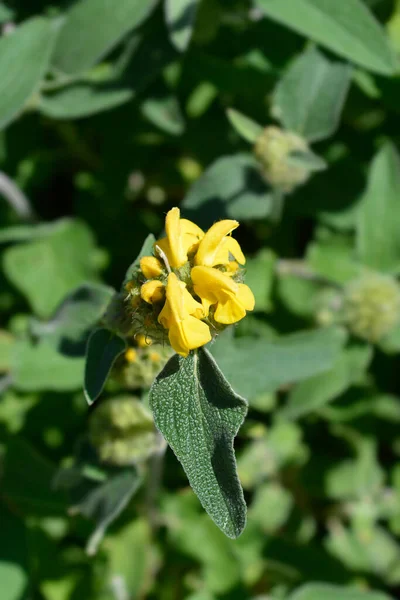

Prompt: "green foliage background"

[2,0,400,598]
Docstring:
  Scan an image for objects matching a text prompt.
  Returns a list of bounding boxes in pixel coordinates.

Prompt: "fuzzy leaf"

[150,348,247,538]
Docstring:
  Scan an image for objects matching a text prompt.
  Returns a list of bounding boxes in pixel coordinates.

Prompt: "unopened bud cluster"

[342,273,400,343]
[115,335,174,389]
[254,126,311,192]
[89,395,161,466]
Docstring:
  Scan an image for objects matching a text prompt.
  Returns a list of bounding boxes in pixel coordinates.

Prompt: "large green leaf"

[84,328,127,405]
[3,219,101,319]
[165,0,199,51]
[289,583,393,600]
[282,344,373,419]
[0,504,29,600]
[150,348,247,538]
[256,0,397,75]
[12,339,85,392]
[0,17,57,130]
[272,46,352,142]
[211,327,346,400]
[182,154,273,225]
[52,0,156,75]
[356,143,400,272]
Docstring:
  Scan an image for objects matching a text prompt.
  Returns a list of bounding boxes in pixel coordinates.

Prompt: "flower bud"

[343,273,400,343]
[254,126,311,192]
[140,280,165,304]
[140,256,163,279]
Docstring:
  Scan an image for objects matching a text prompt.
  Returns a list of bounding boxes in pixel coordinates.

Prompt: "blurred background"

[2,0,400,599]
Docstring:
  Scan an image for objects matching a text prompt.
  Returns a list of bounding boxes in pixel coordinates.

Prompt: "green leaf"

[272,46,352,142]
[182,154,273,225]
[244,249,276,312]
[40,83,134,119]
[150,348,247,538]
[2,219,101,319]
[123,233,156,285]
[356,143,400,272]
[250,482,293,533]
[165,0,199,51]
[12,340,85,392]
[84,328,127,405]
[56,463,141,555]
[211,327,346,400]
[52,0,157,75]
[287,149,328,172]
[256,0,398,76]
[30,282,114,353]
[226,108,264,144]
[104,518,156,597]
[282,344,373,419]
[0,503,29,600]
[0,17,57,130]
[289,583,393,600]
[141,94,185,136]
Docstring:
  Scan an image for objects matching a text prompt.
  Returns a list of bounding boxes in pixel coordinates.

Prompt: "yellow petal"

[154,237,174,268]
[195,219,239,266]
[224,237,245,265]
[165,207,187,267]
[140,256,163,279]
[214,296,247,324]
[141,280,165,304]
[191,265,238,304]
[178,280,205,318]
[237,283,255,311]
[169,316,211,356]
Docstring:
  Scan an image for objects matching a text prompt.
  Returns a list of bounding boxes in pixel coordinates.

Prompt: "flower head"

[118,207,254,356]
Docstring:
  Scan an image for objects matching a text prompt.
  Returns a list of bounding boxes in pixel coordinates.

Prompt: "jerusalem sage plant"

[84,207,255,538]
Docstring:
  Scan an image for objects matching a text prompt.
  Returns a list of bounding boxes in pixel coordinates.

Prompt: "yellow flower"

[155,207,204,268]
[195,219,245,267]
[141,280,165,304]
[136,333,152,347]
[140,256,163,279]
[125,348,138,363]
[158,272,211,356]
[191,266,255,324]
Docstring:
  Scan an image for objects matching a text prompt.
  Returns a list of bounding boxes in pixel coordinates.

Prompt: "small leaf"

[256,0,398,76]
[226,108,264,144]
[141,94,185,136]
[287,149,327,172]
[84,328,127,405]
[165,0,199,52]
[356,142,400,272]
[289,583,393,600]
[272,46,352,142]
[150,348,247,538]
[282,344,373,419]
[124,233,156,285]
[52,0,157,75]
[40,83,134,119]
[0,17,57,130]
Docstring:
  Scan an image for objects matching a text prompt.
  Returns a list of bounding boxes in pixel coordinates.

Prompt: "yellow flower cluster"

[136,207,255,357]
